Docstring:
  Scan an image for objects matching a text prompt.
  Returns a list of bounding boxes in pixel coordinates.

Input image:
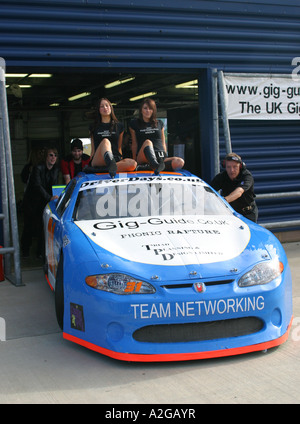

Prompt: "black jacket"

[23,163,59,212]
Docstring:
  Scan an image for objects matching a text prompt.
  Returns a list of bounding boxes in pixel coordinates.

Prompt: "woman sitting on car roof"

[89,98,136,177]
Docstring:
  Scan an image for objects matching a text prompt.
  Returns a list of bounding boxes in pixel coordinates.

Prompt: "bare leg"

[91,139,117,177]
[116,158,137,172]
[164,157,185,171]
[91,138,112,167]
[137,140,165,174]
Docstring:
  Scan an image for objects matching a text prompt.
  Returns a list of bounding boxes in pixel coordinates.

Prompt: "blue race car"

[44,170,293,362]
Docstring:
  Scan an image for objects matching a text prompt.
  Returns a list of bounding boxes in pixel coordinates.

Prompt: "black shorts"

[114,153,123,162]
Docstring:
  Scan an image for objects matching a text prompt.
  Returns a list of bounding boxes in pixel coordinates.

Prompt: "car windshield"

[73,176,232,221]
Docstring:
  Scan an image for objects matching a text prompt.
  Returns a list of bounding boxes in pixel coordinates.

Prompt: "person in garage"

[89,98,137,177]
[129,98,184,174]
[61,138,90,185]
[21,147,59,259]
[210,152,258,223]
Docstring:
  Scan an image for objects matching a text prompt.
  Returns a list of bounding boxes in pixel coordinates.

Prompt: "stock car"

[43,170,293,362]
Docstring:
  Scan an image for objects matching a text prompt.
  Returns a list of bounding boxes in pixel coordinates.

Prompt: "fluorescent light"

[5,73,52,78]
[19,85,32,88]
[68,92,91,101]
[50,103,60,107]
[105,76,135,89]
[129,91,157,102]
[29,74,52,78]
[175,79,198,89]
[5,73,28,78]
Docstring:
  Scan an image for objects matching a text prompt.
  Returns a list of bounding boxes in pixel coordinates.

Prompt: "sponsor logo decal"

[131,296,265,320]
[70,303,85,331]
[77,215,250,265]
[75,177,250,265]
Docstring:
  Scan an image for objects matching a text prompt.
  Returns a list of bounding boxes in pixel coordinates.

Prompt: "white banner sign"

[224,75,300,120]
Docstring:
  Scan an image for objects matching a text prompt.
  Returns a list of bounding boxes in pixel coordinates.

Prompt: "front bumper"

[64,319,292,362]
[63,264,293,362]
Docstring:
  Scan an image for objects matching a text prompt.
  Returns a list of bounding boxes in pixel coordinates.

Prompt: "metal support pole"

[217,70,232,154]
[0,110,11,272]
[0,58,23,286]
[260,220,300,229]
[256,191,300,200]
[212,69,220,176]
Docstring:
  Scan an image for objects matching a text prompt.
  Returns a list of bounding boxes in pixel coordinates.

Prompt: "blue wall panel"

[1,0,300,73]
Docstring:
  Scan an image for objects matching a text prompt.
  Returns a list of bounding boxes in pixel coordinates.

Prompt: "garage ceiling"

[6,71,199,112]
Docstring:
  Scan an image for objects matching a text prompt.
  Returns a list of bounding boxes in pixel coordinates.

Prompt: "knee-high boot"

[143,146,165,174]
[104,151,117,178]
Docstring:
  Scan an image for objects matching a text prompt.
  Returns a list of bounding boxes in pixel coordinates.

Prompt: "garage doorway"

[5,70,205,268]
[7,70,201,178]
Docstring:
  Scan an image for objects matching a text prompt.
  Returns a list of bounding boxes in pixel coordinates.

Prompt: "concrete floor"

[0,242,299,404]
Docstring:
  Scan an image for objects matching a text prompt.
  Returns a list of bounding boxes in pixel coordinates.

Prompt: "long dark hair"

[138,98,158,128]
[91,97,119,132]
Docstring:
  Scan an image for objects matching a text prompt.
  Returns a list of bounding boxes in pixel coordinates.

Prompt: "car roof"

[76,169,200,184]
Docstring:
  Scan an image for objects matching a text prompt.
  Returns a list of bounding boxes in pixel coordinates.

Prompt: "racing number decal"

[47,217,56,276]
[124,282,142,293]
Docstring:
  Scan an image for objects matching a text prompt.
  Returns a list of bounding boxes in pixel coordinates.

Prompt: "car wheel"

[55,252,64,330]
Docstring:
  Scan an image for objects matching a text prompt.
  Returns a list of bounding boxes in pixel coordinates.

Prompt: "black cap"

[71,138,83,150]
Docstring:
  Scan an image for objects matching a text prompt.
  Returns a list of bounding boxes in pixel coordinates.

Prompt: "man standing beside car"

[210,152,258,223]
[61,138,90,185]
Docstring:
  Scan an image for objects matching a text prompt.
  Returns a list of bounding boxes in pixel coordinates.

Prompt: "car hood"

[75,215,272,281]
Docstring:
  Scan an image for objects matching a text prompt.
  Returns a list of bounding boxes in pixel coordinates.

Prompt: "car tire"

[55,252,64,330]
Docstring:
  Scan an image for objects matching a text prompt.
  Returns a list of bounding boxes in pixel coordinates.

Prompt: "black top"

[90,121,124,157]
[129,119,165,153]
[210,166,256,214]
[23,163,59,211]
